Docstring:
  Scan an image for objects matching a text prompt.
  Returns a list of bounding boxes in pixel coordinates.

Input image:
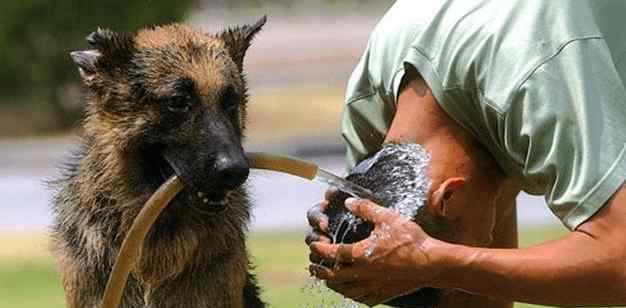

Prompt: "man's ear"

[220,15,267,70]
[429,177,466,218]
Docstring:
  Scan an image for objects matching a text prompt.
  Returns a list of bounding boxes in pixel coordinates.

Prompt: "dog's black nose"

[213,154,250,191]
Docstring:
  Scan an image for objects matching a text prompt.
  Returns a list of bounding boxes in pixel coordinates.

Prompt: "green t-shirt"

[341,0,626,230]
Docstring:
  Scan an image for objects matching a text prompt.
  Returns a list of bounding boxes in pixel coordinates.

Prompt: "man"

[306,1,626,307]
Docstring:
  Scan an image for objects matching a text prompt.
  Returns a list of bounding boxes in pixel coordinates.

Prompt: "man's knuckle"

[356,201,368,212]
[309,253,321,264]
[358,253,372,265]
[306,206,319,219]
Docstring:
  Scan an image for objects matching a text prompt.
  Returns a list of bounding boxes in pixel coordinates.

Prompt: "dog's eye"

[168,94,192,113]
[220,86,238,114]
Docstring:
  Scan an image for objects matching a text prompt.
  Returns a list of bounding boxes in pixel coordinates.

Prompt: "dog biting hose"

[100,153,319,308]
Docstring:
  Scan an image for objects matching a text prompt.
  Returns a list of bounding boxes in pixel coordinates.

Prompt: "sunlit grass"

[1,226,619,308]
[0,260,65,308]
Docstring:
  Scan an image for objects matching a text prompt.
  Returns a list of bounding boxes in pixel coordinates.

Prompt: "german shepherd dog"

[51,17,267,308]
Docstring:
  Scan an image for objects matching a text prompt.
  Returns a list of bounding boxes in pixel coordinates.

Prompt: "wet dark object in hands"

[326,143,443,308]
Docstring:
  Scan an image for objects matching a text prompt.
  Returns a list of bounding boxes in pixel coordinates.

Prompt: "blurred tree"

[205,0,390,9]
[0,0,195,129]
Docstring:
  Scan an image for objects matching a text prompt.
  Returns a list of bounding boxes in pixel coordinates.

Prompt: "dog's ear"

[70,28,135,83]
[220,15,267,70]
[70,50,101,82]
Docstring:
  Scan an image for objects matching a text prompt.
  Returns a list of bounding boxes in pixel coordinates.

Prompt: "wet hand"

[305,188,338,264]
[308,198,440,306]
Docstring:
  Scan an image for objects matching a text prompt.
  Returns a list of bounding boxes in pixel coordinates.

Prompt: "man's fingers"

[309,252,322,264]
[345,198,396,225]
[309,264,335,280]
[305,228,331,246]
[307,202,330,232]
[310,242,359,264]
[330,264,369,282]
[304,232,331,246]
[324,187,339,201]
[316,268,381,303]
[304,228,320,246]
[329,283,382,306]
[309,263,367,283]
[306,229,331,265]
[326,281,368,301]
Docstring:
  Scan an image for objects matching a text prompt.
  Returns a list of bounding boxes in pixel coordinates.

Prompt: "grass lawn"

[0,226,618,308]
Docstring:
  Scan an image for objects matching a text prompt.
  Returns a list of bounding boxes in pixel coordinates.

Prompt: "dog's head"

[71,17,266,212]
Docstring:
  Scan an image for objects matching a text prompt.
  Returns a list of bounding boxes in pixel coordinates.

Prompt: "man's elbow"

[576,186,626,303]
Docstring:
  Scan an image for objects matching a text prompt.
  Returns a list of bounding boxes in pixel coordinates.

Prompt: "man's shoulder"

[350,0,606,102]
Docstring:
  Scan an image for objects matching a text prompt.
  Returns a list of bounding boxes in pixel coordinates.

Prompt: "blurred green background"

[0,0,193,134]
[0,1,611,308]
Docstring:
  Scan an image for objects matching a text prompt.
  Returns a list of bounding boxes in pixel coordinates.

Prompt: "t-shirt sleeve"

[341,46,398,171]
[503,38,626,230]
[341,95,395,171]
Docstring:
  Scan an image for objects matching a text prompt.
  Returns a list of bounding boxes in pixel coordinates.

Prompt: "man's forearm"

[439,189,519,308]
[433,232,625,305]
[431,187,626,306]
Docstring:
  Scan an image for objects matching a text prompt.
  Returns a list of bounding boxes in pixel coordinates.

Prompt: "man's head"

[385,66,508,247]
[328,143,444,240]
[70,17,266,212]
[422,134,505,246]
[328,137,504,245]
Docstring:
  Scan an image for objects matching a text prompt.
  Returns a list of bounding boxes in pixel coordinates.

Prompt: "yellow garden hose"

[100,153,320,308]
[100,176,184,308]
[245,152,318,180]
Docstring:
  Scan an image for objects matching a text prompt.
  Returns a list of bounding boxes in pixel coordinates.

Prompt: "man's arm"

[434,185,626,306]
[309,69,626,306]
[310,186,626,306]
[438,184,520,308]
[383,68,625,305]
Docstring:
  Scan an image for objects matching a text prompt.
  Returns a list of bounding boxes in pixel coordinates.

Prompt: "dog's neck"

[71,134,252,289]
[75,135,147,208]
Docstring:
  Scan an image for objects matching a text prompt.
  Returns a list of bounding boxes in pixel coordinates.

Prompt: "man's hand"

[308,198,441,306]
[305,188,337,264]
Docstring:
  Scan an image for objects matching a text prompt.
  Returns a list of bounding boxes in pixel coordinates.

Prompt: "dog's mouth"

[143,148,231,213]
